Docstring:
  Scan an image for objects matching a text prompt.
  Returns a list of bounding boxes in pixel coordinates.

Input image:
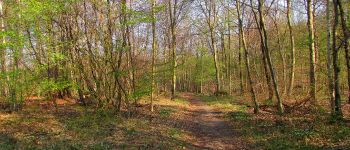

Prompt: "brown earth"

[178,93,247,150]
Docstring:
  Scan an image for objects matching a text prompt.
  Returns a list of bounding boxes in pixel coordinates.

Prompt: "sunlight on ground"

[1,94,350,149]
[200,94,350,149]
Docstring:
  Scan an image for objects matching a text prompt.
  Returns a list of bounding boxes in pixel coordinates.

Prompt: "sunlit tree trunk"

[257,0,284,114]
[227,8,232,95]
[250,0,273,100]
[169,0,177,99]
[208,0,221,94]
[286,0,296,96]
[0,0,6,97]
[306,0,317,105]
[236,0,259,114]
[272,12,286,94]
[210,22,220,94]
[326,0,335,113]
[151,0,157,111]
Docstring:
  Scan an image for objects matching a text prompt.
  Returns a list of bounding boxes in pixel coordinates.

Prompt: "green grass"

[159,108,177,118]
[227,109,350,149]
[198,95,247,111]
[168,128,183,139]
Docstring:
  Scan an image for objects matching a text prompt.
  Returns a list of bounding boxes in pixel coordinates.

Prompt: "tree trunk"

[286,0,296,96]
[208,0,220,94]
[326,0,335,113]
[306,0,317,105]
[151,0,157,111]
[238,33,244,94]
[337,0,350,104]
[332,0,343,118]
[250,1,273,100]
[0,0,6,97]
[237,0,259,114]
[169,0,177,99]
[227,9,232,95]
[257,0,284,114]
[272,13,286,95]
[211,27,221,94]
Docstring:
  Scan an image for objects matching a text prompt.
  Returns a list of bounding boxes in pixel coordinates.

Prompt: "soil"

[179,93,247,150]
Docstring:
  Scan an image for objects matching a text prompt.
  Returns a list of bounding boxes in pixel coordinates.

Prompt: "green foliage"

[290,128,315,140]
[159,108,176,118]
[0,133,17,150]
[38,79,72,98]
[263,98,274,106]
[88,142,113,150]
[227,111,252,121]
[64,109,118,141]
[168,128,182,139]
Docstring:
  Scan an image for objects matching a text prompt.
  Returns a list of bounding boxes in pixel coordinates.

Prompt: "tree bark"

[337,0,350,104]
[332,0,343,118]
[250,0,273,100]
[256,0,284,114]
[151,0,157,111]
[169,0,177,99]
[306,0,317,105]
[0,0,6,97]
[326,0,335,113]
[286,0,296,96]
[237,0,259,114]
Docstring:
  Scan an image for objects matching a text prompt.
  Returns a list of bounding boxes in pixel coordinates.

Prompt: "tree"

[255,0,284,114]
[236,0,259,114]
[169,0,177,99]
[332,0,343,118]
[250,0,274,101]
[199,0,221,94]
[151,0,157,111]
[0,0,6,97]
[326,0,335,113]
[306,0,317,105]
[337,0,349,104]
[286,0,296,96]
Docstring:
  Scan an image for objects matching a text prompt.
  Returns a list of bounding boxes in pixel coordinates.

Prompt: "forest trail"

[179,93,247,150]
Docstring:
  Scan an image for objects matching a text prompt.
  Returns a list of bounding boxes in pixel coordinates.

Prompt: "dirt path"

[180,93,247,150]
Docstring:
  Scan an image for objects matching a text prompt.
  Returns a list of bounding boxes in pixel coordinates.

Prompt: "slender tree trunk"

[163,35,167,93]
[169,0,177,99]
[0,0,6,97]
[227,9,232,95]
[272,15,286,94]
[237,0,259,114]
[257,0,284,114]
[332,0,343,118]
[151,0,157,112]
[238,32,244,94]
[326,0,335,113]
[286,0,296,96]
[211,27,221,93]
[250,1,273,100]
[307,0,317,105]
[337,0,350,104]
[126,1,135,97]
[208,0,220,94]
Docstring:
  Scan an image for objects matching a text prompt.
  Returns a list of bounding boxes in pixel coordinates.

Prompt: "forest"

[0,0,349,149]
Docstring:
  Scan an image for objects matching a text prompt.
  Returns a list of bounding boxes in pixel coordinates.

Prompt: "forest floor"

[0,93,350,149]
